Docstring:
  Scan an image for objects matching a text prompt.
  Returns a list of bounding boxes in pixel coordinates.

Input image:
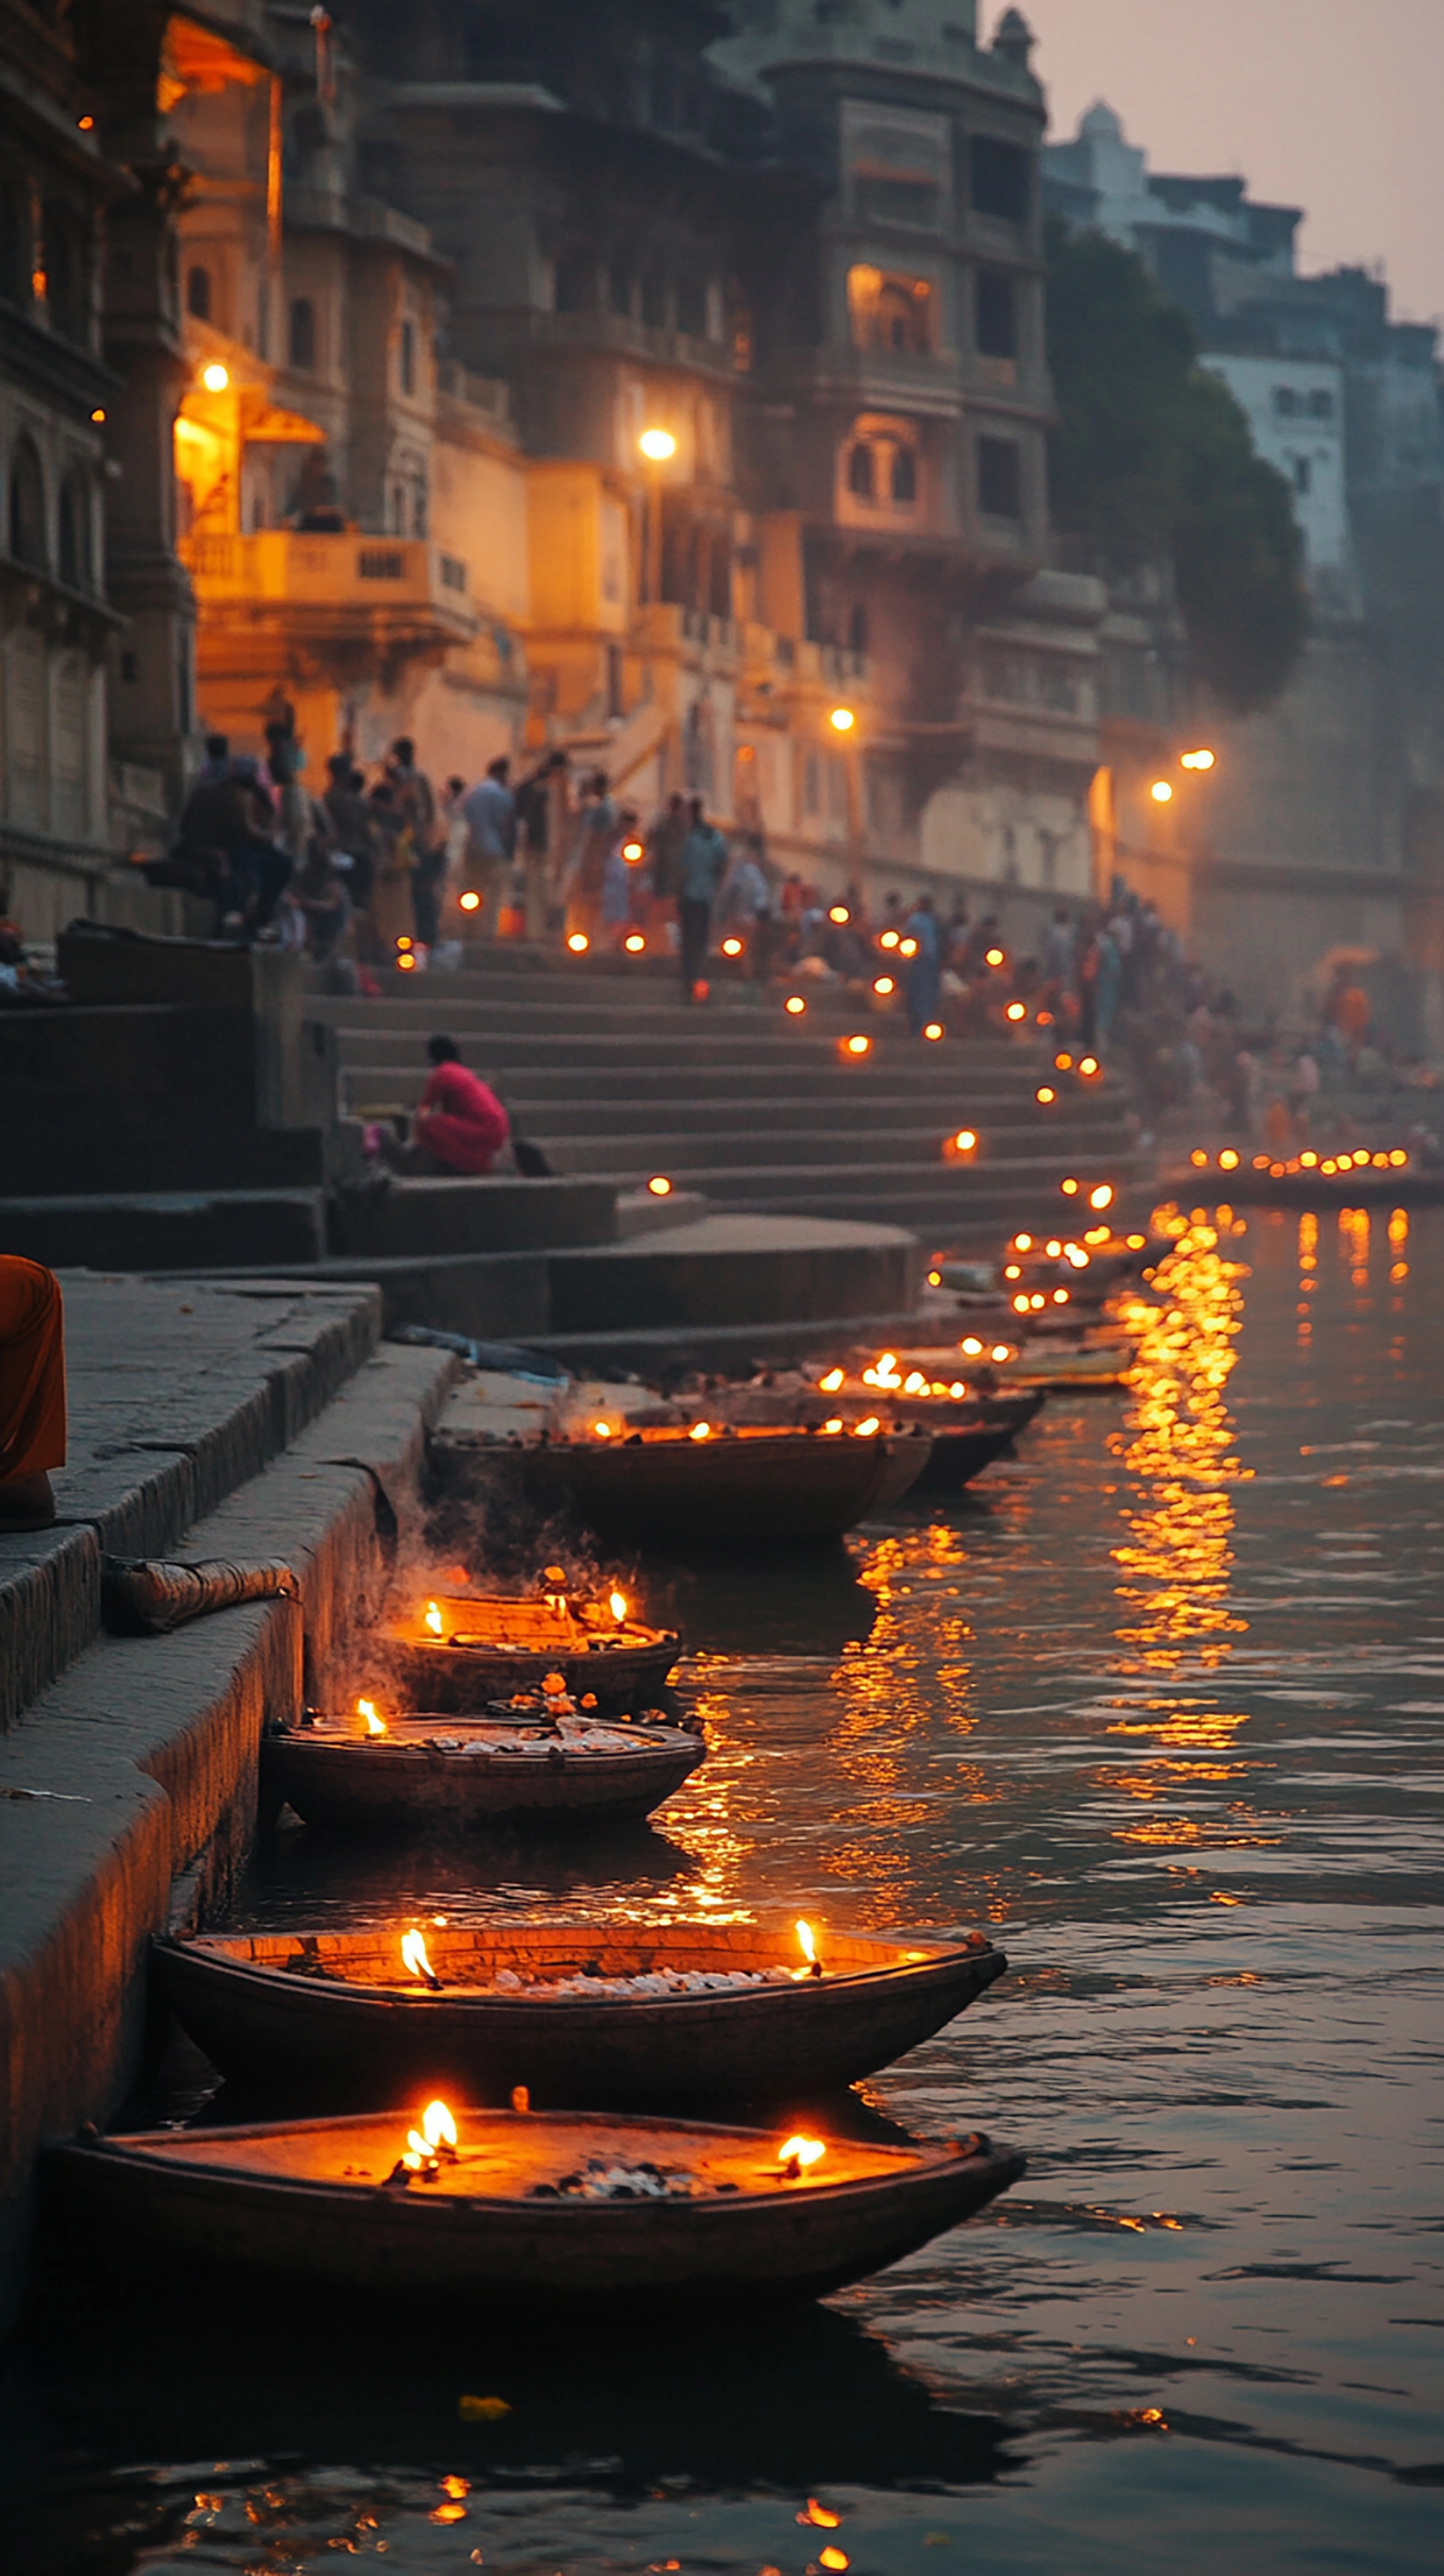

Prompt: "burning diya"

[500,1420,934,1544]
[378,1577,680,1716]
[47,2100,1023,2310]
[151,1916,1007,2110]
[259,1689,704,1836]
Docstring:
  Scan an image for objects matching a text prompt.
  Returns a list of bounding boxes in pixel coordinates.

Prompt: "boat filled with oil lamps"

[380,1578,680,1715]
[690,1358,1047,1496]
[45,2099,1023,2309]
[150,1916,1007,2108]
[259,1692,704,1834]
[445,1417,935,1545]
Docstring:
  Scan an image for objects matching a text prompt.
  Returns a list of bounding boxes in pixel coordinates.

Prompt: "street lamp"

[1180,747,1216,771]
[638,426,677,605]
[1150,780,1174,804]
[201,361,229,392]
[829,706,856,733]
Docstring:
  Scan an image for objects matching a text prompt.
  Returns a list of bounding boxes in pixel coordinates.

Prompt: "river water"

[7,1201,1442,2574]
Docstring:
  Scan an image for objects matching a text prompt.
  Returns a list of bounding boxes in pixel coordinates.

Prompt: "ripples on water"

[7,1205,1442,2574]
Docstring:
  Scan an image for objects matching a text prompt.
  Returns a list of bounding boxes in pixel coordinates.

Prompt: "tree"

[1045,217,1309,713]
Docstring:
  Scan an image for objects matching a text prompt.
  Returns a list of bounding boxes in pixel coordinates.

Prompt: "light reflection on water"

[7,1207,1443,2573]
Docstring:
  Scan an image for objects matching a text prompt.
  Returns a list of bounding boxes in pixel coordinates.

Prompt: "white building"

[1199,352,1350,588]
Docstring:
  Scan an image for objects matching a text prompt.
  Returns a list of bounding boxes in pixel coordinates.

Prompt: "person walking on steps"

[677,795,727,1001]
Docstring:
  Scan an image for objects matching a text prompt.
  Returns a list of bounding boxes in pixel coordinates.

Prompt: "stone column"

[75,1,197,806]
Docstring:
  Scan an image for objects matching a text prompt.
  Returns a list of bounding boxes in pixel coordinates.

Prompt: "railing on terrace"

[180,532,475,620]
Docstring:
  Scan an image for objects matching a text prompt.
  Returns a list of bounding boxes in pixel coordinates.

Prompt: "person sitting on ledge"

[366,1035,511,1177]
[0,1256,67,1532]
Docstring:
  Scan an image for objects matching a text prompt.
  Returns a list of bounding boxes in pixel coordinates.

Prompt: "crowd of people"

[116,711,1441,1147]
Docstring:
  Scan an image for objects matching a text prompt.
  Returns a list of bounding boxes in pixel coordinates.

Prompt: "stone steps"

[317,954,1135,1257]
[340,1057,1117,1109]
[201,1211,920,1346]
[0,1274,380,1735]
[0,1190,329,1273]
[526,1122,1130,1177]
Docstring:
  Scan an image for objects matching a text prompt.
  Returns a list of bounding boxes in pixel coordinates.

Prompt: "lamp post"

[829,704,863,878]
[638,426,676,607]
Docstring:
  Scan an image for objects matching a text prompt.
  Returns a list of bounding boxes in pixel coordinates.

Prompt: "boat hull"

[512,1429,932,1543]
[260,1721,704,1834]
[151,1922,1007,2108]
[910,1422,1017,1494]
[383,1634,678,1716]
[45,2110,1024,2310]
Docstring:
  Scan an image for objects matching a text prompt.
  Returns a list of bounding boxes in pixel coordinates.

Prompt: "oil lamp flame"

[778,2133,826,2173]
[690,1420,712,1442]
[795,1918,823,1977]
[401,1928,441,1987]
[423,2098,457,2149]
[424,1601,444,1637]
[819,1368,845,1392]
[357,1698,386,1736]
[610,1589,627,1623]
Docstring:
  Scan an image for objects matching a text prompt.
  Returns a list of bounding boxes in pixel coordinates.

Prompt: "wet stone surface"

[4,1205,1441,2573]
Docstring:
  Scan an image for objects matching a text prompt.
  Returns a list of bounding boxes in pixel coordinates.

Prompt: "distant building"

[1044,101,1444,1038]
[0,0,122,934]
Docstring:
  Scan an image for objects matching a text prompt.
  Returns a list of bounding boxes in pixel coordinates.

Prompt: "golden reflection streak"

[1110,1217,1251,1686]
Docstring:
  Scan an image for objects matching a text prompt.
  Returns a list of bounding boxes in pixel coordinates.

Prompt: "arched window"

[58,473,90,589]
[9,435,46,567]
[289,295,316,369]
[187,264,211,320]
[848,441,875,499]
[890,443,917,504]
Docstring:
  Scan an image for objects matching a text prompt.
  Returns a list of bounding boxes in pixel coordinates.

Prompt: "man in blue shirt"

[677,795,728,1000]
[460,755,517,936]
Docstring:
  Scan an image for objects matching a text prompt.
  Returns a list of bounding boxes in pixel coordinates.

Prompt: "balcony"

[180,533,478,646]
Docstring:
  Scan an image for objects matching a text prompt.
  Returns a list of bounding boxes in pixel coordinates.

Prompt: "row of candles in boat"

[1190,1144,1414,1179]
[394,1915,826,1996]
[392,2098,827,2191]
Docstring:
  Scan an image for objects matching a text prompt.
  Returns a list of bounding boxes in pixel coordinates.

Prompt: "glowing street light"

[201,361,229,392]
[1150,780,1173,804]
[638,428,677,605]
[829,706,856,733]
[1180,748,1216,771]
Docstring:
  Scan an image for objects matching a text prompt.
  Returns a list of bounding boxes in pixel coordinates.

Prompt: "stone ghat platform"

[0,1270,462,2337]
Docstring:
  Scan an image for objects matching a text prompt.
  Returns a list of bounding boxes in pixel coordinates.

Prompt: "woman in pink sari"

[369,1036,510,1175]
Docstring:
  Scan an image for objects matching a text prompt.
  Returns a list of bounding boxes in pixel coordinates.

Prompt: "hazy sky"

[1019,0,1444,325]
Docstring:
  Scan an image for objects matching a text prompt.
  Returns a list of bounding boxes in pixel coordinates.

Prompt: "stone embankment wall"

[0,1274,459,2338]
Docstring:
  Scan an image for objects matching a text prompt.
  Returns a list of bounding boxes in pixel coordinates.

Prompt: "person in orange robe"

[0,1257,67,1531]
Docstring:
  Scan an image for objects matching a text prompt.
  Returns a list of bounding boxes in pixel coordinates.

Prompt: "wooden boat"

[260,1708,704,1834]
[380,1587,680,1715]
[910,1419,1017,1495]
[150,1918,1007,2108]
[897,1338,1134,1395]
[678,1373,1043,1499]
[505,1422,934,1543]
[45,2105,1024,2310]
